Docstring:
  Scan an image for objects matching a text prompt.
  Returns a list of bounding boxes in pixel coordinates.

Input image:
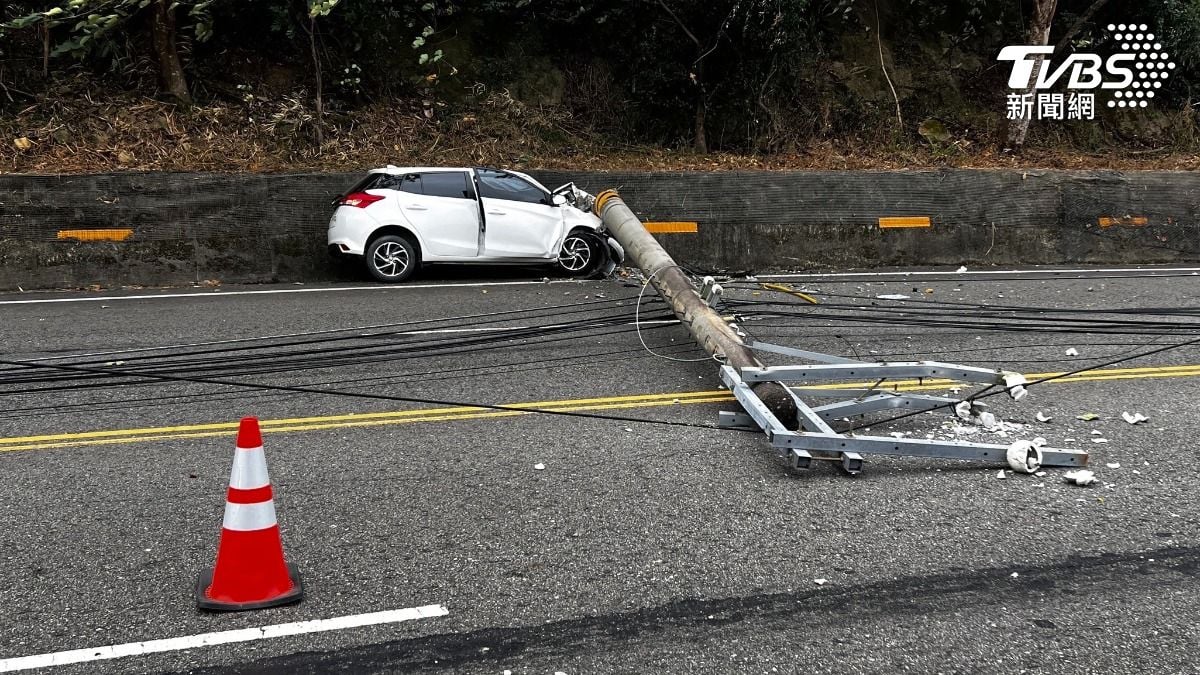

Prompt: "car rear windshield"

[332,173,383,204]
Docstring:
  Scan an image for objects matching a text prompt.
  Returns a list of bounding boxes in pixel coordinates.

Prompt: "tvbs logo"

[998,24,1173,117]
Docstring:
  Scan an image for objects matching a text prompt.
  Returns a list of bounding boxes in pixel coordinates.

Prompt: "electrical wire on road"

[0,357,728,433]
[5,272,1200,438]
[0,342,709,422]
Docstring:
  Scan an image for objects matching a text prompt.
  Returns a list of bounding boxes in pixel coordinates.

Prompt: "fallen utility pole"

[592,190,798,423]
[593,189,1088,475]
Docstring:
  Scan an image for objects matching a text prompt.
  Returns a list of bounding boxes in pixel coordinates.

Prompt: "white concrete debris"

[978,411,998,429]
[534,463,546,470]
[813,578,828,585]
[956,266,968,273]
[1006,439,1043,473]
[876,294,910,300]
[1010,572,1020,578]
[1092,438,1108,444]
[1090,430,1103,435]
[1063,469,1098,486]
[1002,372,1028,401]
[1106,462,1121,469]
[996,469,1007,480]
[1121,411,1149,424]
[1065,348,1079,356]
[1036,411,1052,423]
[954,401,973,420]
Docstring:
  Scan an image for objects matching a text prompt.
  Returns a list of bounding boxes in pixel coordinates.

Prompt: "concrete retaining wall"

[2,169,1198,290]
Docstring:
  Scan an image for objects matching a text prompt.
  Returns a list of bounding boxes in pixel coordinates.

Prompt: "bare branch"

[654,0,701,47]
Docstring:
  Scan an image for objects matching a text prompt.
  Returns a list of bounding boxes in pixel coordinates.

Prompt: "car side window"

[419,172,473,200]
[397,174,422,194]
[476,169,547,205]
[367,173,420,193]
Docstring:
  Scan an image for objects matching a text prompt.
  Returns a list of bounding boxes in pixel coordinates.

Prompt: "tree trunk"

[150,0,191,105]
[42,18,50,78]
[1004,0,1058,150]
[310,17,324,149]
[692,54,708,153]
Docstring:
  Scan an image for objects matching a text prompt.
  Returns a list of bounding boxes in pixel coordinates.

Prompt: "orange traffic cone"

[196,417,303,611]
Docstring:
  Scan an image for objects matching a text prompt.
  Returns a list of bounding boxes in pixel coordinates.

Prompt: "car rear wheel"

[366,235,419,283]
[556,231,605,278]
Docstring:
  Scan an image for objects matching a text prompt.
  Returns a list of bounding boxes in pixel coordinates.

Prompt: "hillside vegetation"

[2,1,1200,173]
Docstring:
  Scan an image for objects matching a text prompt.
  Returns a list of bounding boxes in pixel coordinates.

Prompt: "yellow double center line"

[2,363,1198,453]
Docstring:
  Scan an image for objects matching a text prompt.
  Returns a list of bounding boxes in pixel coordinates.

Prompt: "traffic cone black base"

[196,563,303,612]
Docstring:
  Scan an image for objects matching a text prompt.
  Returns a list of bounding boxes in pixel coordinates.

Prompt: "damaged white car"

[327,166,622,282]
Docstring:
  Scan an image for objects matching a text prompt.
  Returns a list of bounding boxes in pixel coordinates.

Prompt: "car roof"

[369,166,471,174]
[369,166,550,193]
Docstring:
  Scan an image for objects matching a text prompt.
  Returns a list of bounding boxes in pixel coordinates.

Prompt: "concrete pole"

[593,190,798,425]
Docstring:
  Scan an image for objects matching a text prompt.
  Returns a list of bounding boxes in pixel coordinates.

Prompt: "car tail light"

[339,192,384,208]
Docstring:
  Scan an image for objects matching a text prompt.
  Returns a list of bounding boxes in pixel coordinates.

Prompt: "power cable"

[0,358,729,432]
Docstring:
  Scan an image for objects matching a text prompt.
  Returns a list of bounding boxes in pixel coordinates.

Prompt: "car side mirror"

[550,193,567,206]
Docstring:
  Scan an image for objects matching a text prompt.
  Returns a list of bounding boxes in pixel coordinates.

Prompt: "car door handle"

[487,209,506,215]
[406,204,429,211]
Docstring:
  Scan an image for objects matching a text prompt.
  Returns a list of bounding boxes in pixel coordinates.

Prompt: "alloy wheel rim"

[373,242,410,277]
[558,236,592,271]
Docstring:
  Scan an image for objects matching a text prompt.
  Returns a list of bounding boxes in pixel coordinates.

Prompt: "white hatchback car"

[327,166,622,282]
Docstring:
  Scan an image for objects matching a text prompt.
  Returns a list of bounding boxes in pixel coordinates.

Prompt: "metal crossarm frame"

[811,393,959,419]
[717,340,1089,475]
[738,362,1016,385]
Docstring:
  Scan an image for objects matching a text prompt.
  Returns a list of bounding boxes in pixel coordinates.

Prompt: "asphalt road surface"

[1,265,1198,674]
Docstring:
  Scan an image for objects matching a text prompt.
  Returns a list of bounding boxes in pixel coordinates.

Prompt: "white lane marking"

[758,267,1200,279]
[0,280,581,305]
[0,604,449,673]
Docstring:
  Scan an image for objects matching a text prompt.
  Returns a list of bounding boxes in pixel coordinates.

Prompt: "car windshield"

[476,169,547,204]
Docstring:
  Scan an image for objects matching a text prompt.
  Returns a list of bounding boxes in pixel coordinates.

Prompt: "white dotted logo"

[1106,23,1172,109]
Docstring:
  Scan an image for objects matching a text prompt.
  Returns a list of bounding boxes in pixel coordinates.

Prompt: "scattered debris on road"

[1063,469,1099,486]
[1036,411,1052,423]
[1006,439,1043,473]
[1122,411,1149,424]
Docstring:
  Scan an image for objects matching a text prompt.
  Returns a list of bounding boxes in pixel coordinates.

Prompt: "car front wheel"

[366,235,419,283]
[555,231,605,278]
